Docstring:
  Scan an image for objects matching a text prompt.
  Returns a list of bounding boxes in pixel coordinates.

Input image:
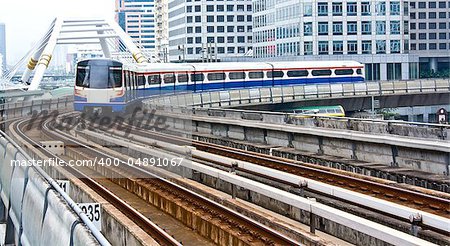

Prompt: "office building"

[0,23,6,73]
[115,0,157,56]
[409,1,450,75]
[168,0,253,62]
[252,0,419,80]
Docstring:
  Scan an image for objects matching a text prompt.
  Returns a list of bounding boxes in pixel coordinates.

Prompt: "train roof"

[124,60,363,73]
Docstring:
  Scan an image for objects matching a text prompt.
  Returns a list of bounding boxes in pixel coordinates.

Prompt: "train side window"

[356,69,362,75]
[177,73,189,83]
[334,69,354,76]
[207,72,226,81]
[229,72,246,80]
[248,71,264,79]
[311,69,332,76]
[191,73,204,82]
[287,70,309,77]
[267,70,284,78]
[127,71,131,89]
[137,76,145,86]
[163,73,176,84]
[148,74,161,85]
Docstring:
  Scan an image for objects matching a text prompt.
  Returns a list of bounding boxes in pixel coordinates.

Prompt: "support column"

[97,25,111,58]
[430,58,438,73]
[29,18,64,91]
[380,62,388,81]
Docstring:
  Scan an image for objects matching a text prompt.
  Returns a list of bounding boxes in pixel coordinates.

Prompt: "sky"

[0,0,116,65]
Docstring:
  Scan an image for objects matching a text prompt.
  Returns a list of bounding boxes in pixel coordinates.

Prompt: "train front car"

[74,59,124,114]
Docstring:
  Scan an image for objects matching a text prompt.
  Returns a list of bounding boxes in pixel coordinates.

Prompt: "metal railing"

[148,79,450,108]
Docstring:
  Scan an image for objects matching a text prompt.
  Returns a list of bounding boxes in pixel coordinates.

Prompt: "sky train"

[74,59,365,113]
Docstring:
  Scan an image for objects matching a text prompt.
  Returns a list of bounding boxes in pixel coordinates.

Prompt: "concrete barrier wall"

[0,135,98,245]
[0,96,73,121]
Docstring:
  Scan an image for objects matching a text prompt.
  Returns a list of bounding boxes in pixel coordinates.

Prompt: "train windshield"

[76,65,122,89]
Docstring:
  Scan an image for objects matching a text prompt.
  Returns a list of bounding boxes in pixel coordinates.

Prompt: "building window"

[237,15,244,22]
[362,40,372,54]
[247,15,252,22]
[237,26,245,32]
[419,33,427,39]
[347,2,357,16]
[429,12,437,18]
[217,5,224,11]
[195,16,201,22]
[318,22,328,35]
[439,43,447,49]
[419,43,427,50]
[318,2,328,16]
[206,5,214,11]
[187,27,193,33]
[207,37,214,43]
[376,40,386,53]
[186,6,192,12]
[348,41,358,54]
[390,1,400,15]
[439,12,446,18]
[304,22,312,36]
[411,23,416,29]
[429,23,437,29]
[217,26,224,32]
[419,12,426,19]
[333,22,343,35]
[387,63,402,80]
[418,2,426,8]
[404,21,409,34]
[332,2,343,16]
[237,36,245,43]
[227,26,234,32]
[333,41,343,54]
[376,2,386,15]
[429,2,437,8]
[187,48,193,54]
[411,43,416,50]
[376,21,386,35]
[195,26,202,33]
[439,33,446,39]
[195,37,202,43]
[390,40,400,53]
[217,15,224,22]
[419,23,426,29]
[318,41,329,55]
[390,21,400,34]
[361,2,371,15]
[207,16,214,22]
[304,41,313,55]
[304,3,312,16]
[217,47,225,54]
[439,1,446,8]
[227,47,235,53]
[187,16,192,23]
[227,15,234,22]
[187,37,193,44]
[217,37,225,43]
[207,26,214,32]
[362,21,372,34]
[430,33,437,39]
[439,22,447,29]
[227,5,233,11]
[195,5,201,12]
[347,22,357,35]
[238,47,245,53]
[227,36,234,43]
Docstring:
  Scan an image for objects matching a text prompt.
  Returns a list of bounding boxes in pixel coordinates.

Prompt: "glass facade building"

[115,0,157,54]
[251,0,419,80]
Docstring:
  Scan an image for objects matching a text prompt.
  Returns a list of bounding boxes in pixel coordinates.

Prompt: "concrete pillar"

[401,62,409,80]
[430,58,438,73]
[380,62,388,81]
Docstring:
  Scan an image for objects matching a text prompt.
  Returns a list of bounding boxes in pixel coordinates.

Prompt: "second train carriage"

[74,59,365,113]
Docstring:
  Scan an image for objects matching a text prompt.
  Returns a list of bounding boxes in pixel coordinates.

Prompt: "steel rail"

[46,118,302,246]
[11,118,182,246]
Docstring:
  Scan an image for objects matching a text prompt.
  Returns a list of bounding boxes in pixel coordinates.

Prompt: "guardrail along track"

[116,123,450,219]
[37,117,302,246]
[11,118,183,246]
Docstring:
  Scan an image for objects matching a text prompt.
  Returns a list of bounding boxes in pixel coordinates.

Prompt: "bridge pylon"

[13,17,149,91]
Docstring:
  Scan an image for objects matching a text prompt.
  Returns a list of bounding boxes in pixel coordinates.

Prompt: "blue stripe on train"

[74,76,364,112]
